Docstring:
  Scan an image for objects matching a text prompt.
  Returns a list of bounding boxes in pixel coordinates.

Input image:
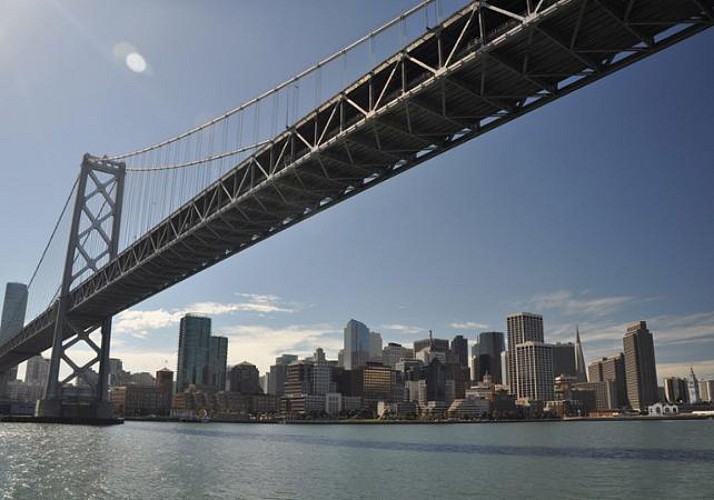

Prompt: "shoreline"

[2,414,711,426]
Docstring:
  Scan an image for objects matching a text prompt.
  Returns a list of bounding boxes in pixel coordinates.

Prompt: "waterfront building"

[110,386,169,417]
[209,336,228,392]
[573,381,617,410]
[623,321,659,411]
[447,397,491,419]
[552,342,576,378]
[513,341,554,402]
[688,367,700,403]
[343,319,370,370]
[588,353,628,408]
[698,379,714,403]
[24,355,49,386]
[267,354,298,396]
[229,362,262,394]
[647,402,679,416]
[0,282,28,382]
[574,326,588,383]
[475,332,505,384]
[382,343,414,369]
[176,314,211,392]
[663,377,689,403]
[156,367,174,411]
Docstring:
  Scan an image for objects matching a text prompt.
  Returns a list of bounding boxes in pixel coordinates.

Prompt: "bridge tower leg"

[35,155,125,424]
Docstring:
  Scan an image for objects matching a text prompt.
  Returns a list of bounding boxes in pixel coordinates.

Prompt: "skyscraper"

[176,314,211,392]
[589,353,627,408]
[623,321,658,411]
[344,319,370,370]
[514,341,554,401]
[268,354,298,396]
[24,355,50,386]
[382,343,414,369]
[229,362,262,394]
[477,331,505,384]
[552,342,576,378]
[574,326,587,383]
[414,336,450,354]
[507,312,550,399]
[209,336,228,391]
[0,282,28,382]
[451,335,469,370]
[663,376,689,403]
[688,367,700,403]
[369,331,383,362]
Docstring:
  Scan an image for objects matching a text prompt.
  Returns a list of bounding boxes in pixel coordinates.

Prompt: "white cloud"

[113,293,298,337]
[220,323,341,373]
[109,349,177,374]
[449,321,488,330]
[380,324,424,335]
[527,290,635,317]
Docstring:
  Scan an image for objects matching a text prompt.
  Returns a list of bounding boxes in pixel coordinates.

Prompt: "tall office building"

[451,335,469,369]
[209,336,228,391]
[574,326,587,383]
[552,343,576,378]
[414,336,450,354]
[623,321,658,411]
[344,319,370,370]
[25,355,50,386]
[698,379,714,403]
[507,312,548,398]
[369,331,383,362]
[688,367,700,403]
[268,354,298,396]
[176,314,211,392]
[474,332,505,384]
[589,353,627,408]
[663,376,689,403]
[382,343,414,369]
[229,362,262,394]
[513,341,554,401]
[0,282,28,382]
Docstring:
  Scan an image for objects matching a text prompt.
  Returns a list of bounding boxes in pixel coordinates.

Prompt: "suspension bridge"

[0,0,711,422]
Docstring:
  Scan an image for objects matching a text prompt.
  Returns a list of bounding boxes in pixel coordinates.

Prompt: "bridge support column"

[36,155,125,424]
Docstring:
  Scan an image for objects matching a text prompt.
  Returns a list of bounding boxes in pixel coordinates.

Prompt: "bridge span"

[0,0,711,421]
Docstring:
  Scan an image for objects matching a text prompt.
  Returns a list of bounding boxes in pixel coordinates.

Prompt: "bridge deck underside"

[1,0,711,370]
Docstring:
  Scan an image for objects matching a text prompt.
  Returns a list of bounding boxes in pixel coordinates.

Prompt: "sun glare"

[126,52,147,73]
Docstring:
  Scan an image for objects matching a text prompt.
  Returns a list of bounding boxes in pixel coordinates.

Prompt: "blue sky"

[1,1,713,380]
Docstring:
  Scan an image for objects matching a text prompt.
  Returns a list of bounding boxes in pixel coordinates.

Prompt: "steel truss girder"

[2,0,712,373]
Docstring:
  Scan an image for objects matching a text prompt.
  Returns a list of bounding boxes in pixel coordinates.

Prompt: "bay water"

[1,420,713,499]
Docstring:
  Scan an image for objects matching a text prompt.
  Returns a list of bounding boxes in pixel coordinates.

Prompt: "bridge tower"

[36,155,125,423]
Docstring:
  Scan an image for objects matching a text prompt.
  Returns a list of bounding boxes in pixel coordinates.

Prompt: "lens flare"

[125,52,147,73]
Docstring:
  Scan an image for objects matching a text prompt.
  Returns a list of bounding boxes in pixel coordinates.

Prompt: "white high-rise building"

[514,341,554,401]
[506,312,544,395]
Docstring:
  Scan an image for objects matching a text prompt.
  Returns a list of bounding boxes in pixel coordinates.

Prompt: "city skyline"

[0,2,712,382]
